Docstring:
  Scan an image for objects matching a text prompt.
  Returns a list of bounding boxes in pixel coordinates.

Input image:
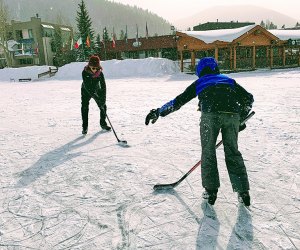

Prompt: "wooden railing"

[38,67,58,78]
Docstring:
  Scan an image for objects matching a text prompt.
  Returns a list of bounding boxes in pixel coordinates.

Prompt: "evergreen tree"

[95,34,101,55]
[260,20,266,28]
[269,22,277,30]
[102,27,110,42]
[51,27,63,54]
[75,0,95,61]
[0,0,11,67]
[119,29,125,40]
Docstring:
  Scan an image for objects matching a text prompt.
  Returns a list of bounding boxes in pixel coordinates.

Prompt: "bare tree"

[0,0,11,67]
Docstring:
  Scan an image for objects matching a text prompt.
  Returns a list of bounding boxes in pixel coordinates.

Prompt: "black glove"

[240,106,251,121]
[239,124,246,132]
[145,109,160,125]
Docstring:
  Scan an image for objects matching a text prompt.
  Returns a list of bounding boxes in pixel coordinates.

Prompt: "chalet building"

[100,35,178,61]
[193,21,255,31]
[176,24,300,72]
[2,16,73,67]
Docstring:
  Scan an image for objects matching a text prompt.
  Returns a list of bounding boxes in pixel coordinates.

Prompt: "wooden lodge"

[97,24,300,73]
[100,35,178,61]
[176,24,300,72]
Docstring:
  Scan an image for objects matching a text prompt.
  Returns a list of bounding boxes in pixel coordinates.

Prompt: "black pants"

[200,112,250,193]
[81,87,107,130]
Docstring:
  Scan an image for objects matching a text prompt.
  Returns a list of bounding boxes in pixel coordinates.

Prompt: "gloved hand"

[239,124,246,132]
[240,106,251,121]
[145,109,160,125]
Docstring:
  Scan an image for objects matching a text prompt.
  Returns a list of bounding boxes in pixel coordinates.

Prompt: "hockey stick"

[153,111,255,191]
[82,83,127,145]
[106,114,128,145]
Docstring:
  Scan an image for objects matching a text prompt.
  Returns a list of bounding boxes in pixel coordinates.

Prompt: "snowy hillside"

[0,58,299,249]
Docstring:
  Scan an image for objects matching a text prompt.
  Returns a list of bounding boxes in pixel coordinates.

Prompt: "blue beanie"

[196,57,218,77]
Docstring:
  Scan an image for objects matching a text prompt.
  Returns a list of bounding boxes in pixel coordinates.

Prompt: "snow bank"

[0,58,180,82]
[0,65,54,82]
[54,57,181,80]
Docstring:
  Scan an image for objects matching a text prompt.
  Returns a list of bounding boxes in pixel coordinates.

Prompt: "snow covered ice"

[0,58,299,249]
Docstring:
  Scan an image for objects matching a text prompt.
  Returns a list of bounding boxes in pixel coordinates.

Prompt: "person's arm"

[235,82,254,119]
[145,82,197,125]
[159,82,197,116]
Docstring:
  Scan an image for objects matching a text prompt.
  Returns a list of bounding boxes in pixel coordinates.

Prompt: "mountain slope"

[5,0,172,38]
[174,5,298,30]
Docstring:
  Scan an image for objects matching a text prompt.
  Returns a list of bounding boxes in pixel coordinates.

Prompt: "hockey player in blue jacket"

[145,57,254,206]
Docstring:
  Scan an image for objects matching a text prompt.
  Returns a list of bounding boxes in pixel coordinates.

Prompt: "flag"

[74,37,82,49]
[146,22,149,39]
[125,25,128,43]
[136,24,139,43]
[112,28,116,48]
[35,42,39,54]
[86,35,90,48]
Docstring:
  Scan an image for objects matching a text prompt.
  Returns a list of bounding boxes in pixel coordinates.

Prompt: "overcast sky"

[111,0,300,23]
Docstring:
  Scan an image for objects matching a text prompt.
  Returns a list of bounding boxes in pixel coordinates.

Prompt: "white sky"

[110,0,300,22]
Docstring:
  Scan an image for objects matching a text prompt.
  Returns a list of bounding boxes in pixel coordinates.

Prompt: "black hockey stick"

[153,111,255,191]
[106,114,128,145]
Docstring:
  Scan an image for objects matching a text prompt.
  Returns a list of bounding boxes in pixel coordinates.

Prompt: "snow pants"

[200,112,250,193]
[81,86,107,130]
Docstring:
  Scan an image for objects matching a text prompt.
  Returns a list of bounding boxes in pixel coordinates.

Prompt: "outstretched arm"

[145,82,197,125]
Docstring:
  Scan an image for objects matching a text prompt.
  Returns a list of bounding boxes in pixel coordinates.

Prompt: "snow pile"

[0,65,54,82]
[0,58,180,82]
[54,57,181,80]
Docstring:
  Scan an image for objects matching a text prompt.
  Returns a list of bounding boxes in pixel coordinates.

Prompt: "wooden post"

[214,47,218,61]
[191,50,195,70]
[283,46,286,67]
[270,46,273,69]
[252,45,256,69]
[298,46,300,66]
[180,51,183,72]
[230,47,233,70]
[233,46,237,71]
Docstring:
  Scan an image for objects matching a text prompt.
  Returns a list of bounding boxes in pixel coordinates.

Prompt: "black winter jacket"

[81,67,107,104]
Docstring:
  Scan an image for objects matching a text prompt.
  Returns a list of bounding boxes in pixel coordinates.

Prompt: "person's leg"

[221,113,250,193]
[95,101,111,130]
[81,87,91,133]
[200,112,221,191]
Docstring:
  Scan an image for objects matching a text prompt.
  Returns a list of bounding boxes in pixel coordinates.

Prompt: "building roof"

[193,21,255,31]
[268,29,300,40]
[182,24,257,43]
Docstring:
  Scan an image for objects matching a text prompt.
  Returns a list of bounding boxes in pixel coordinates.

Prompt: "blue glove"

[145,109,160,125]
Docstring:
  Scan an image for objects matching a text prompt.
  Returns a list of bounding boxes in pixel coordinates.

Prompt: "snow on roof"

[268,29,300,40]
[183,24,256,43]
[60,27,71,32]
[41,24,54,29]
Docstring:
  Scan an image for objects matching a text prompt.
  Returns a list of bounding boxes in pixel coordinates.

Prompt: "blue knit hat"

[196,57,218,77]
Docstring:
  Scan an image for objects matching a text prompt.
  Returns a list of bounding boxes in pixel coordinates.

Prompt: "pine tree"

[0,0,11,67]
[75,0,95,61]
[260,20,266,28]
[95,34,101,55]
[103,27,110,42]
[119,29,125,40]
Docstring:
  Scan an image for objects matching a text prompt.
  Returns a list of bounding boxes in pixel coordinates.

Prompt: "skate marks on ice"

[15,131,107,187]
[0,192,112,249]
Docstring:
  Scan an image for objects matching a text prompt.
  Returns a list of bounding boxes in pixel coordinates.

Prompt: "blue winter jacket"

[159,73,253,118]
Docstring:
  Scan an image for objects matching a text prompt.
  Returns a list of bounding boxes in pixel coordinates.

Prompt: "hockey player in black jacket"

[81,55,111,135]
[145,57,254,206]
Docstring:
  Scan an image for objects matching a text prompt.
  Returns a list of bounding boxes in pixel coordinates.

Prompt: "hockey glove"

[145,109,160,125]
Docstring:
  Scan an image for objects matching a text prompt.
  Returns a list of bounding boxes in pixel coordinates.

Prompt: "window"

[28,29,33,38]
[15,30,23,40]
